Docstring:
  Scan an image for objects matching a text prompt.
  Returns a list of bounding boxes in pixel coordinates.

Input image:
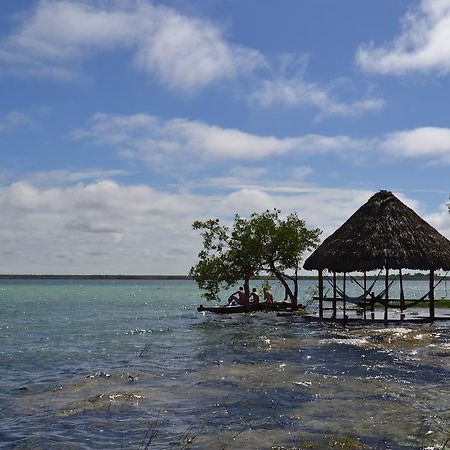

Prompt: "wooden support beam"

[343,272,347,323]
[370,281,375,321]
[333,272,337,319]
[363,272,367,320]
[430,269,435,321]
[400,269,405,321]
[318,270,324,319]
[384,267,389,322]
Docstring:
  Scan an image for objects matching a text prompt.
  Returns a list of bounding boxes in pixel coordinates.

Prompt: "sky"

[1,0,450,275]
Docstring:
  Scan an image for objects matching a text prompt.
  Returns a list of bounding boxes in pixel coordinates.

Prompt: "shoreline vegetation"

[0,274,193,280]
[0,273,446,280]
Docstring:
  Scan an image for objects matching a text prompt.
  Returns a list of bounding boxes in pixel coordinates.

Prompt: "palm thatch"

[304,190,450,273]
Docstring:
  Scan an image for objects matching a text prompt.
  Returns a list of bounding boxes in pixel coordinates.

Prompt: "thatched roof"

[303,190,450,272]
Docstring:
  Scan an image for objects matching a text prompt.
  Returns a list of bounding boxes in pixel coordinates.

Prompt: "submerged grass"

[293,431,372,449]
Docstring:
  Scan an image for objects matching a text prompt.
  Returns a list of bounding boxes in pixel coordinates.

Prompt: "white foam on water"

[292,381,312,387]
[331,337,370,347]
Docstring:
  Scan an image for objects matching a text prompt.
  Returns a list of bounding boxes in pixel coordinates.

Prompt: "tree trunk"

[271,265,297,307]
[243,277,250,309]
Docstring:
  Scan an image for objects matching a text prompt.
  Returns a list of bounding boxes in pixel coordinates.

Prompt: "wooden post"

[318,270,324,319]
[430,269,435,321]
[384,267,389,322]
[399,269,405,321]
[370,273,375,320]
[363,272,367,320]
[343,272,347,323]
[333,272,337,319]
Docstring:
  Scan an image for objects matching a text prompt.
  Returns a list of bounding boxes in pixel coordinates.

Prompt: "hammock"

[394,271,449,308]
[352,278,397,308]
[324,271,449,309]
[325,271,382,306]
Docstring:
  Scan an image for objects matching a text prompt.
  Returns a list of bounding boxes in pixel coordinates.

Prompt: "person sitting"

[227,286,245,306]
[249,288,260,304]
[264,289,274,304]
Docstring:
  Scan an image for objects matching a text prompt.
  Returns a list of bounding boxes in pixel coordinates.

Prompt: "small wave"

[127,329,153,335]
[293,380,312,387]
[322,337,369,347]
[86,371,111,379]
[105,392,145,401]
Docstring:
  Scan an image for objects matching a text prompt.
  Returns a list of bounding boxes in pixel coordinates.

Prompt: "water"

[0,279,449,449]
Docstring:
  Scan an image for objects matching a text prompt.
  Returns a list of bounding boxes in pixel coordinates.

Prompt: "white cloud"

[357,0,450,75]
[0,111,34,132]
[1,1,385,114]
[220,189,276,216]
[25,169,131,185]
[426,201,450,240]
[0,0,264,91]
[251,77,384,119]
[0,179,202,274]
[218,187,433,252]
[73,112,367,169]
[248,52,384,119]
[0,173,446,274]
[133,4,263,91]
[74,113,450,170]
[0,176,377,274]
[381,127,450,163]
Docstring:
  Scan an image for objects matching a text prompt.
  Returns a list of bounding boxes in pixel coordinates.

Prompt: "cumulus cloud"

[381,127,450,163]
[0,0,264,91]
[357,0,450,75]
[0,179,202,274]
[74,113,450,169]
[248,53,384,119]
[0,175,379,274]
[73,112,368,169]
[426,201,450,240]
[251,77,384,119]
[1,1,385,115]
[1,1,381,114]
[0,172,445,274]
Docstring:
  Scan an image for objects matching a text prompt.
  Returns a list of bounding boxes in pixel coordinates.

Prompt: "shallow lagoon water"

[0,279,449,449]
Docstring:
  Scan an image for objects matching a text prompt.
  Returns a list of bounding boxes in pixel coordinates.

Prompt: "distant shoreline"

[0,274,441,281]
[0,274,192,280]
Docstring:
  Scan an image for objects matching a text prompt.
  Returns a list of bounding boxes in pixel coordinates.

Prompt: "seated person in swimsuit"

[249,288,260,304]
[227,286,245,306]
[264,289,274,304]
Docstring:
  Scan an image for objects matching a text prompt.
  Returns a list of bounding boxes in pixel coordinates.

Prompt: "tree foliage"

[190,210,321,305]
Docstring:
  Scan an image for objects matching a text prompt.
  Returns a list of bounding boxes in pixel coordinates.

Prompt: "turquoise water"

[0,279,449,449]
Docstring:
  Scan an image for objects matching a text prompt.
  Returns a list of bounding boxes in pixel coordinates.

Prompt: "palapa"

[304,190,450,273]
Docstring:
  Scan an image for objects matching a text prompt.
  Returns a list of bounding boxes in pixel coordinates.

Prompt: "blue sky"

[1,0,450,274]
